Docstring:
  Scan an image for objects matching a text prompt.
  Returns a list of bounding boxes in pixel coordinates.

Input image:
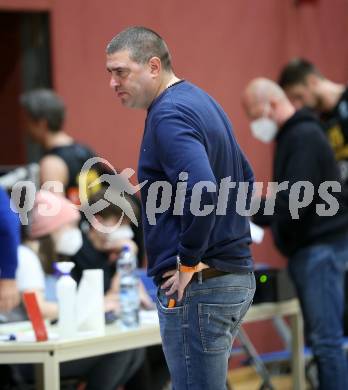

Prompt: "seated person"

[72,187,154,312]
[0,238,57,323]
[1,190,144,390]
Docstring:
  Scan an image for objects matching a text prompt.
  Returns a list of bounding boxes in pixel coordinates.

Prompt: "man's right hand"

[0,279,20,312]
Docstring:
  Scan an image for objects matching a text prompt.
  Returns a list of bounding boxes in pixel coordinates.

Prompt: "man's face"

[283,81,319,111]
[242,91,280,143]
[106,50,157,110]
[242,94,265,121]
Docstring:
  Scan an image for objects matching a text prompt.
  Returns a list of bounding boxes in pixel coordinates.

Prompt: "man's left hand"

[161,262,208,302]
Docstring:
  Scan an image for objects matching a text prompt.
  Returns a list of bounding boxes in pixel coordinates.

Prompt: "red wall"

[1,0,348,356]
[48,0,348,355]
[0,0,50,11]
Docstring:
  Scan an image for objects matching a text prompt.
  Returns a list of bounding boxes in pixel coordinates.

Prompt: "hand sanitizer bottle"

[56,262,77,338]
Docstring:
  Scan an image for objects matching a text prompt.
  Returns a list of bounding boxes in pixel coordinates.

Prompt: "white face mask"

[250,105,278,143]
[55,227,83,256]
[107,225,134,242]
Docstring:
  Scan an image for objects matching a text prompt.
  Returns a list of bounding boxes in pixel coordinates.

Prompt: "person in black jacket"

[278,58,348,187]
[243,78,348,390]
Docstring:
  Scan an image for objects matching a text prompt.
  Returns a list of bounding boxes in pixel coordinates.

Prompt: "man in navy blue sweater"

[106,26,255,389]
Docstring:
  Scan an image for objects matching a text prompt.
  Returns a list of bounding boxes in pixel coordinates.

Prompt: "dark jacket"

[254,109,348,257]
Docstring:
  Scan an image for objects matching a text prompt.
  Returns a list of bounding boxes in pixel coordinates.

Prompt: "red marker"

[23,292,48,342]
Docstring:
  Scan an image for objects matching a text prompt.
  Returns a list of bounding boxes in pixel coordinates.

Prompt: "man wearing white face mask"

[249,102,279,144]
[243,78,348,390]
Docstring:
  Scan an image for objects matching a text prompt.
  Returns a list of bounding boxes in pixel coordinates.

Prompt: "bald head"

[245,78,286,104]
[242,77,294,126]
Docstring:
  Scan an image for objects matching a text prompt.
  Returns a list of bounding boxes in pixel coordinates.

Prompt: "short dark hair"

[106,26,172,72]
[20,89,65,132]
[278,58,323,89]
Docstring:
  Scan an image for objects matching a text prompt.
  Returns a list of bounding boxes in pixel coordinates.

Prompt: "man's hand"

[161,262,209,302]
[0,279,20,312]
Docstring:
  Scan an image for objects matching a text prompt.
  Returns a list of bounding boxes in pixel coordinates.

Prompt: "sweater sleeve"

[154,111,218,267]
[0,188,20,279]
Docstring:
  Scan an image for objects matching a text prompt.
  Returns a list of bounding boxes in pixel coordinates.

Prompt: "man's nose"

[110,76,119,88]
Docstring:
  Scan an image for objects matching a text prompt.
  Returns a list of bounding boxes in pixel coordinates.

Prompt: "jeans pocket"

[198,302,245,352]
[156,288,183,314]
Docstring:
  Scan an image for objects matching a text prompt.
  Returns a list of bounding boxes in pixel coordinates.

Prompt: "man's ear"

[268,98,280,122]
[269,97,278,111]
[148,57,161,77]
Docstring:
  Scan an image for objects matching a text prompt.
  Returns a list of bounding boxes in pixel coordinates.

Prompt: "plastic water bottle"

[117,246,140,328]
[56,262,77,338]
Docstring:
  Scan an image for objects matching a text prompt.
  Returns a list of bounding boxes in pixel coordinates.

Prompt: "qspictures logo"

[9,157,342,233]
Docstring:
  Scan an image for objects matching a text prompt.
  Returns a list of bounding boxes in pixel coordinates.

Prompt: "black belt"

[156,268,230,287]
[192,268,230,281]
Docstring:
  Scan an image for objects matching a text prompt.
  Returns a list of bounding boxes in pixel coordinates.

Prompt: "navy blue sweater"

[0,188,19,279]
[138,81,254,279]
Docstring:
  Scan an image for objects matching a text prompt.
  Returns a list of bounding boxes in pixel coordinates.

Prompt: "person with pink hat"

[29,189,82,257]
[1,190,83,322]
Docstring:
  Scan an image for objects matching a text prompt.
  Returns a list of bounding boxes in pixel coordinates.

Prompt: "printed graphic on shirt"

[327,124,348,160]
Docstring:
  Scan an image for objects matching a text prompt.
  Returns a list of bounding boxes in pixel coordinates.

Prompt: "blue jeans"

[156,271,255,390]
[288,235,348,390]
